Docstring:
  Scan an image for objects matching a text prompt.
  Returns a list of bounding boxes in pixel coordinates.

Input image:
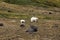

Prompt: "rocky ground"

[0,18,60,40]
[0,2,60,40]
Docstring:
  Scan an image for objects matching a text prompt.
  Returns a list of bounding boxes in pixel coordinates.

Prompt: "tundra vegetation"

[0,0,60,40]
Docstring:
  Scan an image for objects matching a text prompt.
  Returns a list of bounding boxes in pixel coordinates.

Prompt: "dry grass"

[0,18,60,40]
[0,2,60,40]
[0,2,60,20]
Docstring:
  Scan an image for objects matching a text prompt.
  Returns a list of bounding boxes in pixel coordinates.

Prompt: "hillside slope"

[2,0,60,7]
[0,2,60,19]
[0,1,60,40]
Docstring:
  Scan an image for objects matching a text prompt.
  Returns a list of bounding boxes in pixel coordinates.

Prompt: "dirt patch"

[0,18,60,40]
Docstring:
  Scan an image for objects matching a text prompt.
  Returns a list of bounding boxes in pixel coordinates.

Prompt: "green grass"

[2,0,60,7]
[0,12,60,20]
[0,13,27,19]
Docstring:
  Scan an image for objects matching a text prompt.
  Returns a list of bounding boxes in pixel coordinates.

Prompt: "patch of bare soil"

[0,18,60,40]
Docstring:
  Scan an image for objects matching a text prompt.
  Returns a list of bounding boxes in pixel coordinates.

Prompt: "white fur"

[31,17,38,22]
[20,19,25,24]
